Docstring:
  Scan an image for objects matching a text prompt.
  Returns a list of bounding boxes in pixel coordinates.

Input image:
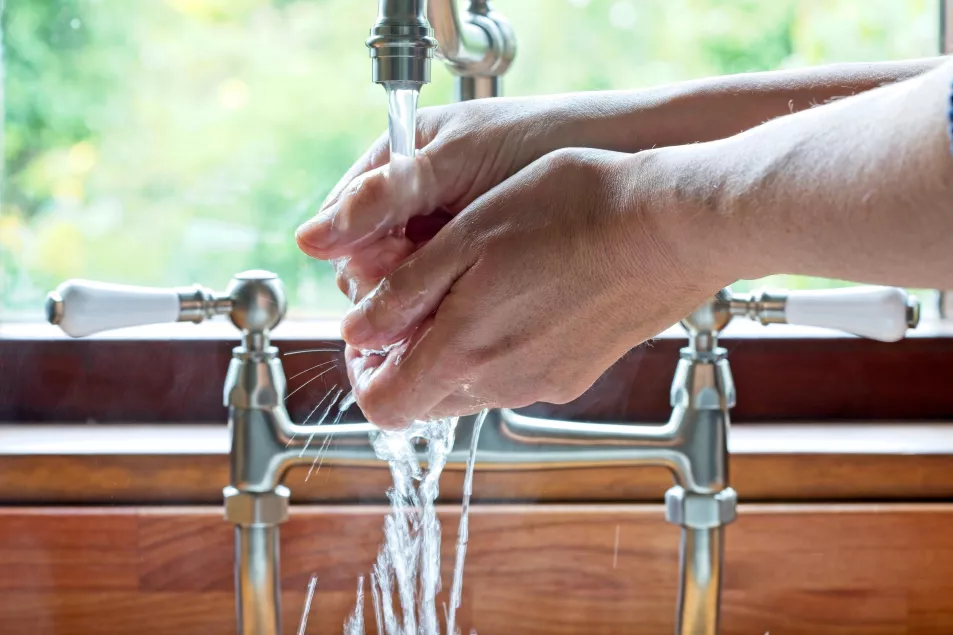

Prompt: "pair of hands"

[296,97,732,429]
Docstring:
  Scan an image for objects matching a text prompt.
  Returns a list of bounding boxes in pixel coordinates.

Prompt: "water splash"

[362,418,457,635]
[296,575,318,635]
[285,365,336,401]
[344,576,366,635]
[347,412,486,635]
[304,390,351,481]
[298,388,343,457]
[282,346,344,357]
[446,410,487,634]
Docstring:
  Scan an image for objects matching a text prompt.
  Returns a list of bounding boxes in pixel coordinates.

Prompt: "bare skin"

[297,57,953,429]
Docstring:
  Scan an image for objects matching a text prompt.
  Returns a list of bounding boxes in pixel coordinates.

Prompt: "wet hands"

[295,97,585,301]
[300,143,730,429]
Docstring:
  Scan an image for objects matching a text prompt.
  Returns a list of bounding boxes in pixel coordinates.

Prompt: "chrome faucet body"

[46,271,920,635]
[216,277,738,635]
[221,279,742,635]
[226,284,742,635]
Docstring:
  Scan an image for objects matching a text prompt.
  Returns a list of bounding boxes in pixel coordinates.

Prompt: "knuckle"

[373,276,407,315]
[335,270,350,294]
[357,386,391,427]
[350,169,388,207]
[363,131,389,166]
[429,130,469,162]
[545,147,582,170]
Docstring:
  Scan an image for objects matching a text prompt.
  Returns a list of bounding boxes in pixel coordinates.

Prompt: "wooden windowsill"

[2,423,953,505]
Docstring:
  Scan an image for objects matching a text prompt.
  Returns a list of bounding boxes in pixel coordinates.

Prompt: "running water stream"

[339,83,486,635]
[386,85,419,158]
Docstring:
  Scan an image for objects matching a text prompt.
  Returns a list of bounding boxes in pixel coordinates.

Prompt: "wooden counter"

[2,503,953,634]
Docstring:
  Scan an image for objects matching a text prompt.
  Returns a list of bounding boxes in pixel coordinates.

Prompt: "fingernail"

[341,302,373,345]
[295,209,338,249]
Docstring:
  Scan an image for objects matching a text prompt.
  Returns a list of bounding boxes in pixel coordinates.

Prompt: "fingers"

[340,226,473,351]
[346,343,492,427]
[296,150,442,260]
[332,236,415,303]
[345,316,457,428]
[321,132,389,213]
[426,393,492,421]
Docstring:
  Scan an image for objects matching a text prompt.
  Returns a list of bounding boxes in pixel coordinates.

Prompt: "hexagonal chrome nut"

[223,485,290,526]
[664,486,737,529]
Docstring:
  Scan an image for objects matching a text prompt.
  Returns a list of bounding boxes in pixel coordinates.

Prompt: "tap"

[367,0,437,90]
[45,272,919,634]
[369,0,516,101]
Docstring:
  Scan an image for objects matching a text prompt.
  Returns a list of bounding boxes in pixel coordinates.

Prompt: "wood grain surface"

[4,424,953,504]
[2,504,953,634]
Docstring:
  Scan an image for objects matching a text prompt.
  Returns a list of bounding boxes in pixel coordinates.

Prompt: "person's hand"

[294,95,624,303]
[336,148,741,429]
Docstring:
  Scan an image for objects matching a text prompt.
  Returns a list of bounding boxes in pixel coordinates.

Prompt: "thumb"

[296,150,443,260]
[340,225,473,350]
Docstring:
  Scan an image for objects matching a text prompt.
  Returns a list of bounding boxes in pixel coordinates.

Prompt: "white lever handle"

[47,280,191,337]
[784,286,916,342]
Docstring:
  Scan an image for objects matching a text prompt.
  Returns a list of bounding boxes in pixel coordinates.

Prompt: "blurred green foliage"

[0,0,939,318]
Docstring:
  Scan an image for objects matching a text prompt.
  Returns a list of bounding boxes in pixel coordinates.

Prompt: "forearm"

[552,57,944,154]
[667,58,953,288]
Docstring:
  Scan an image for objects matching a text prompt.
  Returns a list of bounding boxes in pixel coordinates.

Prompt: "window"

[1,0,940,321]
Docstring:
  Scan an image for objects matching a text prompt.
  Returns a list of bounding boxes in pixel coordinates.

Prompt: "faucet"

[45,272,919,635]
[368,0,516,100]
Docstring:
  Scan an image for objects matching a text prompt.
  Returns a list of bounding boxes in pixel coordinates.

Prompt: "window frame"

[2,319,951,425]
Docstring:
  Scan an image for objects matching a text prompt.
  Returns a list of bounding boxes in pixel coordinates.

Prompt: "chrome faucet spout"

[368,0,437,87]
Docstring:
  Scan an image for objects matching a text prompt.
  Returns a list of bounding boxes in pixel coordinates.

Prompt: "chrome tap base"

[220,285,737,635]
[224,486,289,635]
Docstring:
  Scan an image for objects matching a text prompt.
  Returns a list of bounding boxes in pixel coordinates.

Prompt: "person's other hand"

[294,96,620,303]
[337,148,742,429]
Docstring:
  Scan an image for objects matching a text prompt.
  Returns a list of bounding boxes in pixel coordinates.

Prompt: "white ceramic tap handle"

[784,286,917,342]
[47,279,183,337]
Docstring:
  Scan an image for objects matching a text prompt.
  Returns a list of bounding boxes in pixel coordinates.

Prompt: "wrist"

[617,144,766,289]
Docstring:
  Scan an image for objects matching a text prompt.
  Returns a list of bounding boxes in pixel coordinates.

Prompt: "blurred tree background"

[0,0,939,319]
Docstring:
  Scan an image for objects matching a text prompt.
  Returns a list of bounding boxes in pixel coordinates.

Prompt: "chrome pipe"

[428,0,516,100]
[455,75,499,101]
[675,527,725,635]
[234,524,282,635]
[429,0,491,67]
[665,485,735,635]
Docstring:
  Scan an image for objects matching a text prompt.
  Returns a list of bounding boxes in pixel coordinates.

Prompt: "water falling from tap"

[385,83,421,159]
[446,410,488,634]
[342,79,485,635]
